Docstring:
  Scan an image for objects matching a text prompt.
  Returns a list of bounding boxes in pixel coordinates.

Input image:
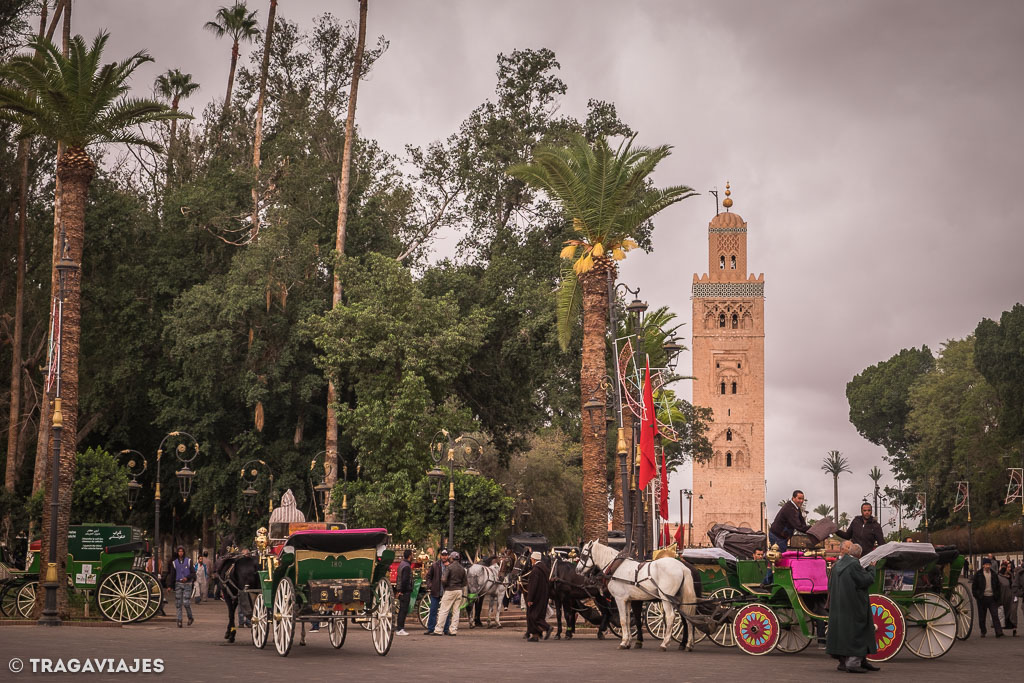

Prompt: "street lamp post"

[38,232,77,626]
[119,450,148,512]
[240,459,274,516]
[426,430,482,550]
[680,489,693,547]
[153,432,199,581]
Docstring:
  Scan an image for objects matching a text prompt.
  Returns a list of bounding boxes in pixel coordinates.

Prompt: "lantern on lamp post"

[239,459,274,516]
[310,451,333,522]
[426,430,482,549]
[153,431,200,582]
[119,449,147,511]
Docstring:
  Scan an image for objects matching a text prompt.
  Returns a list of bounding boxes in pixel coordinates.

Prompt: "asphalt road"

[1,598,1021,682]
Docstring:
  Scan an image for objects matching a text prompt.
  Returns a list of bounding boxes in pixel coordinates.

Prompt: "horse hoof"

[565,633,573,640]
[660,645,667,652]
[228,634,235,644]
[597,632,605,640]
[635,642,642,649]
[618,643,631,650]
[554,634,561,640]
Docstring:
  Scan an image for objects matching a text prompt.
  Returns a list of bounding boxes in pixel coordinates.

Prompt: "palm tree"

[868,465,883,514]
[204,2,259,110]
[508,134,696,542]
[813,503,833,522]
[154,68,199,164]
[821,450,850,526]
[0,32,187,614]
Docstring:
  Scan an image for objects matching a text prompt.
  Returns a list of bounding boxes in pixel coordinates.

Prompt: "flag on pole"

[673,522,683,546]
[638,357,658,490]
[659,448,669,520]
[662,523,672,547]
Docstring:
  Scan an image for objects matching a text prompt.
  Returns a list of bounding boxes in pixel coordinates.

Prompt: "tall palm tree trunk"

[325,0,368,512]
[833,475,839,526]
[580,268,610,543]
[4,145,28,500]
[37,147,93,617]
[225,42,239,109]
[250,0,277,239]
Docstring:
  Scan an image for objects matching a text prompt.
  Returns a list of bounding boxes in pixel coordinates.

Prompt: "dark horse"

[548,555,615,640]
[213,554,260,643]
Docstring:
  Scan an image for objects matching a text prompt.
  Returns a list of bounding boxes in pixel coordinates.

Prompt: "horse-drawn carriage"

[0,524,160,624]
[249,528,396,657]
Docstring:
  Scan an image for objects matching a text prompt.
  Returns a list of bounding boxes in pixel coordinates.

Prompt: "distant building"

[690,184,766,541]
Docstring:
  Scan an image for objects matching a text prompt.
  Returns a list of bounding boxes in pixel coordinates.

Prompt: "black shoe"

[187,617,194,626]
[837,664,848,672]
[996,632,1004,638]
[177,621,182,628]
[847,668,867,674]
[528,636,539,642]
[981,633,986,638]
[860,661,880,672]
[446,633,457,637]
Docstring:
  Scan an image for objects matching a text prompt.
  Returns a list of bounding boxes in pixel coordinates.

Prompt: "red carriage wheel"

[866,594,905,662]
[733,603,780,655]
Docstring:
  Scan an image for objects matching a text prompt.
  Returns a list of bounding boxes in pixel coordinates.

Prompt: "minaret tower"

[689,183,766,543]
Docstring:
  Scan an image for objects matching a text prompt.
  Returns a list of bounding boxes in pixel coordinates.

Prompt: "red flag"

[673,523,683,546]
[637,357,658,490]
[662,523,672,547]
[659,447,669,520]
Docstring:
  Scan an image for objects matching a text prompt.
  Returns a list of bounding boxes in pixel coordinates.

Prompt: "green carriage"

[250,528,396,657]
[0,524,160,623]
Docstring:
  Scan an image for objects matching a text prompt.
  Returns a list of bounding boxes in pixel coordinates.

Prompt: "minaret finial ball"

[722,181,733,210]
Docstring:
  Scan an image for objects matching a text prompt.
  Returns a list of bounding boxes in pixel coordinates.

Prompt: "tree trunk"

[167,97,180,171]
[225,42,239,110]
[37,146,93,618]
[833,476,839,526]
[5,144,28,498]
[325,0,368,516]
[580,266,610,543]
[250,0,277,239]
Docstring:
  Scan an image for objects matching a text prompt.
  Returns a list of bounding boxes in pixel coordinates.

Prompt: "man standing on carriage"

[525,551,551,642]
[769,490,810,552]
[836,503,885,553]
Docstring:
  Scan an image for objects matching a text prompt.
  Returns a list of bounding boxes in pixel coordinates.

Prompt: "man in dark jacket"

[972,557,1004,637]
[837,503,886,553]
[525,551,551,642]
[826,542,879,672]
[166,545,196,628]
[433,551,467,635]
[424,549,451,635]
[395,549,413,636]
[769,490,810,552]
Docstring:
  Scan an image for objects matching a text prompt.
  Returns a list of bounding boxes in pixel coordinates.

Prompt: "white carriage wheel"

[773,607,812,653]
[903,592,956,659]
[251,593,269,649]
[950,582,973,641]
[644,601,687,642]
[328,616,348,649]
[96,571,149,623]
[370,577,395,656]
[273,578,296,657]
[16,581,37,619]
[708,587,742,647]
[416,592,431,629]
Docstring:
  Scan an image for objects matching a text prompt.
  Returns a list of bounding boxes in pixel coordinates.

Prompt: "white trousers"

[434,589,462,634]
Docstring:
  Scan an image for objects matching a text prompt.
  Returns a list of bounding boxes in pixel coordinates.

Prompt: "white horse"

[577,540,697,651]
[467,554,512,628]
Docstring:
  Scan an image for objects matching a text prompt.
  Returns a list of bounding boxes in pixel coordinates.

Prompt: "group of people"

[420,548,468,636]
[972,553,1022,638]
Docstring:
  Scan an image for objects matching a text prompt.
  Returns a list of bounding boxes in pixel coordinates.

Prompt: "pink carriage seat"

[777,552,829,594]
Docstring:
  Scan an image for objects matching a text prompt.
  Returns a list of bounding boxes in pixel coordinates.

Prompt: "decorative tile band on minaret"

[690,183,767,543]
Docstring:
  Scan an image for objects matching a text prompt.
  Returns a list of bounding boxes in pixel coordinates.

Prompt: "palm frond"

[555,264,582,351]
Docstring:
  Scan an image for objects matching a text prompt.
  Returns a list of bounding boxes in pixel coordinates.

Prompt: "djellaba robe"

[826,554,877,658]
[526,559,550,637]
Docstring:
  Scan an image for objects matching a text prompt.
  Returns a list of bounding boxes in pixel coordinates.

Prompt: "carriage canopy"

[283,528,389,554]
[859,541,938,569]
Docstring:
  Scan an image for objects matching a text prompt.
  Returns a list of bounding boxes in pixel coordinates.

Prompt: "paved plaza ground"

[2,598,1022,681]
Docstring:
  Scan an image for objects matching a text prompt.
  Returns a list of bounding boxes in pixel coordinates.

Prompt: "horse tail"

[679,565,697,617]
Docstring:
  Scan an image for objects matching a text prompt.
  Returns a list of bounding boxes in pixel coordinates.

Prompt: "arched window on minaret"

[726,429,732,442]
[730,255,736,269]
[719,313,726,328]
[731,381,737,394]
[726,452,733,467]
[720,381,726,395]
[720,255,725,270]
[731,313,738,329]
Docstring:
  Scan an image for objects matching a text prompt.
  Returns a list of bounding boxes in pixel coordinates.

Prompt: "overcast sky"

[68,1,1024,532]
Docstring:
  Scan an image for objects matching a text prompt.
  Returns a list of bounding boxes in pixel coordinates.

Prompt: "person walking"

[395,549,413,636]
[836,503,886,553]
[826,541,880,673]
[424,549,451,635]
[165,545,196,628]
[192,553,209,604]
[433,551,467,636]
[972,557,1004,638]
[998,560,1016,636]
[525,551,551,642]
